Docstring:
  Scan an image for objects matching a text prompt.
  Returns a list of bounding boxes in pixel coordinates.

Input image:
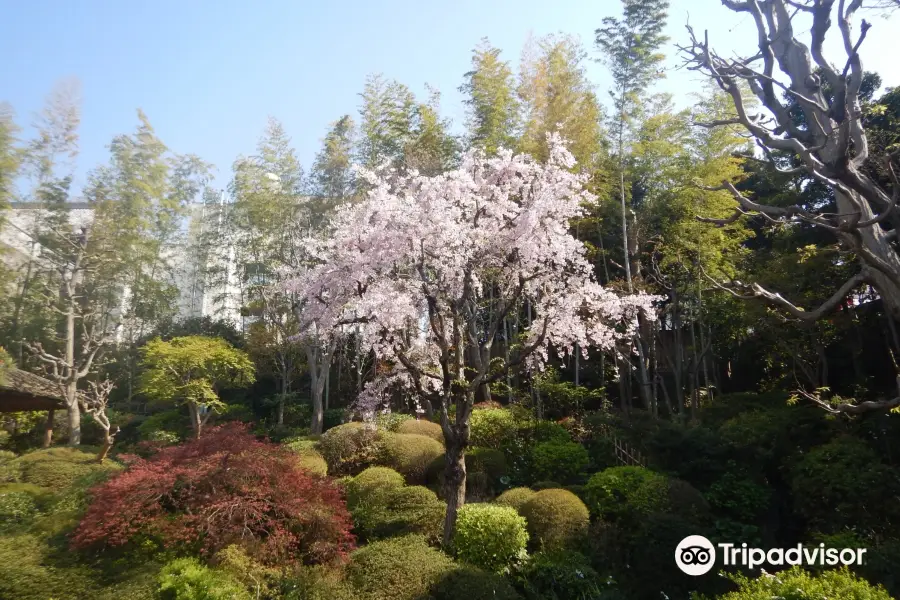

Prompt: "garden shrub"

[317,422,383,476]
[282,565,356,600]
[496,487,537,512]
[352,484,446,544]
[212,544,280,598]
[374,412,414,432]
[697,566,892,600]
[528,419,572,444]
[530,440,589,484]
[397,418,444,443]
[295,448,328,476]
[137,409,189,441]
[467,446,508,481]
[11,447,122,490]
[344,466,406,508]
[72,422,355,566]
[790,436,900,535]
[344,534,456,600]
[519,488,589,551]
[583,466,707,525]
[431,566,523,600]
[470,408,518,448]
[513,550,608,600]
[454,503,529,573]
[323,408,346,431]
[157,557,251,600]
[0,483,46,527]
[377,433,444,483]
[0,532,96,600]
[532,480,561,490]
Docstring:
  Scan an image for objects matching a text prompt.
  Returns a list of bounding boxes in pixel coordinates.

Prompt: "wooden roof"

[0,369,69,412]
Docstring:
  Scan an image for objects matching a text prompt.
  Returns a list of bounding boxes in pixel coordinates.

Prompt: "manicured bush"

[317,422,383,476]
[72,422,355,566]
[530,440,589,484]
[468,446,509,482]
[11,447,122,489]
[790,436,900,535]
[431,566,523,600]
[470,408,518,448]
[513,550,608,600]
[352,484,446,544]
[496,487,537,512]
[282,565,356,600]
[519,489,590,551]
[397,418,444,443]
[344,466,407,508]
[701,566,891,600]
[0,483,49,527]
[454,503,529,573]
[344,534,456,600]
[157,557,251,600]
[295,448,328,476]
[583,466,707,525]
[528,420,572,444]
[377,433,444,483]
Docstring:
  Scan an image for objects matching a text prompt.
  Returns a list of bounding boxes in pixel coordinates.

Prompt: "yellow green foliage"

[377,433,444,484]
[396,419,444,443]
[519,488,589,551]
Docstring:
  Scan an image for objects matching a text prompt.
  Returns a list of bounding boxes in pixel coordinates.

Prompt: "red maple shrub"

[71,422,355,565]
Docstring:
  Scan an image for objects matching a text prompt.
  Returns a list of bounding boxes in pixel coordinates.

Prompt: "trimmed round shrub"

[513,550,607,600]
[520,489,589,551]
[345,466,406,508]
[283,565,356,600]
[431,566,522,600]
[583,466,706,525]
[496,487,537,513]
[352,484,446,545]
[454,503,529,573]
[294,448,328,476]
[397,419,444,443]
[318,422,383,476]
[711,566,891,600]
[470,408,517,448]
[377,433,444,484]
[158,557,251,600]
[344,534,456,600]
[11,447,122,490]
[73,423,355,566]
[530,440,589,484]
[528,420,572,444]
[467,447,508,482]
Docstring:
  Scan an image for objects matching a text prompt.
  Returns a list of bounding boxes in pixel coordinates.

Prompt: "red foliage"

[71,422,355,565]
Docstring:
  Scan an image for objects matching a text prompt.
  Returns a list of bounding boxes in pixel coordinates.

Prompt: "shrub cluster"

[701,566,892,600]
[396,418,444,443]
[344,534,456,600]
[157,557,250,600]
[454,503,528,573]
[431,566,522,600]
[529,440,589,484]
[346,467,445,544]
[495,487,537,513]
[72,422,356,566]
[512,550,608,600]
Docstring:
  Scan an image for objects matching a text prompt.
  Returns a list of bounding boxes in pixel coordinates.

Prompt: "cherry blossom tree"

[288,134,658,544]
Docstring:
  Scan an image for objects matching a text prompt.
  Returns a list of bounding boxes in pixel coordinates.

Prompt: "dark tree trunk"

[441,432,467,549]
[42,410,55,448]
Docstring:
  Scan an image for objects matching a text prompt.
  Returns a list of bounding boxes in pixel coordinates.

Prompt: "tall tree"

[357,74,418,170]
[518,34,604,169]
[460,39,520,156]
[293,136,657,545]
[596,0,670,291]
[309,115,357,219]
[681,0,900,413]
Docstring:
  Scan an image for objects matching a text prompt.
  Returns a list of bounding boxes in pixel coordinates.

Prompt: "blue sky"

[2,0,898,195]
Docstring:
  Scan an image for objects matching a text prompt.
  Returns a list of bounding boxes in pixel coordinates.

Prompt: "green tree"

[357,74,418,170]
[309,114,357,219]
[518,34,604,169]
[139,336,255,438]
[460,38,520,156]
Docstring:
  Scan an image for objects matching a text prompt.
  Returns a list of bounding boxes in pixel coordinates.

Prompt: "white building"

[0,198,244,334]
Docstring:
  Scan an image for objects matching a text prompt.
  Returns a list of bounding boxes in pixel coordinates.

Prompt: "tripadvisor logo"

[675,535,868,576]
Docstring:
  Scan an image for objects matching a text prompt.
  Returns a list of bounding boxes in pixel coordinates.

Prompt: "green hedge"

[431,566,522,600]
[344,535,456,600]
[157,557,251,600]
[697,566,891,600]
[397,419,444,443]
[496,487,537,513]
[318,422,383,476]
[377,433,445,484]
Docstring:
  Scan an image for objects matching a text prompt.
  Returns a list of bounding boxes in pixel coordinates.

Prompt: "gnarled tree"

[680,0,900,410]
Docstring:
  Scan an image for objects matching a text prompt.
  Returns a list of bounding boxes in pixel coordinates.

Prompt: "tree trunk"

[188,402,203,439]
[441,433,467,549]
[96,431,114,463]
[42,410,54,448]
[66,402,81,446]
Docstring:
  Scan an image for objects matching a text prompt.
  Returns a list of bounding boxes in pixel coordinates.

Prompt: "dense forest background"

[1,0,900,599]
